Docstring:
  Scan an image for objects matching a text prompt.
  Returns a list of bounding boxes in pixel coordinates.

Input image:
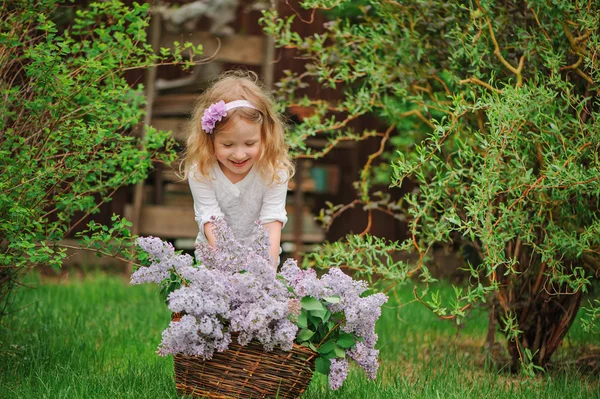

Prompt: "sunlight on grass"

[0,272,598,398]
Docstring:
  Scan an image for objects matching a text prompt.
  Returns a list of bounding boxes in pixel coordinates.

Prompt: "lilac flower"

[288,298,301,317]
[129,261,170,285]
[136,236,175,260]
[280,259,328,298]
[131,237,194,285]
[135,218,296,359]
[195,216,253,272]
[348,341,380,380]
[279,258,302,281]
[251,220,271,260]
[341,293,387,347]
[273,319,299,351]
[329,358,349,390]
[201,100,227,134]
[158,314,231,360]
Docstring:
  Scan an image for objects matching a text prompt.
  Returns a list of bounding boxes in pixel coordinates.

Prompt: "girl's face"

[213,117,262,183]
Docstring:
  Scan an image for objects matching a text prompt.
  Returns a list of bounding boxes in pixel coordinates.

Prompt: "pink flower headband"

[201,100,258,134]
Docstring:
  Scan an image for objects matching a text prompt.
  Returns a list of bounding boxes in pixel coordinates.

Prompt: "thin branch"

[294,131,380,160]
[360,124,395,197]
[358,209,373,237]
[460,77,504,94]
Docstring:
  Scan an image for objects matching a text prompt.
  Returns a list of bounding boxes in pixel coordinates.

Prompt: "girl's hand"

[204,222,217,248]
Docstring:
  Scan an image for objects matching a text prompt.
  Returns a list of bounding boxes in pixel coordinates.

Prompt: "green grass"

[0,272,598,398]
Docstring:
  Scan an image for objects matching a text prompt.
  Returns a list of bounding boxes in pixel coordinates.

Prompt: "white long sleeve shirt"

[188,163,288,248]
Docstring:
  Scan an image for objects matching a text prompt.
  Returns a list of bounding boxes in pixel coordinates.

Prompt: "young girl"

[182,71,294,267]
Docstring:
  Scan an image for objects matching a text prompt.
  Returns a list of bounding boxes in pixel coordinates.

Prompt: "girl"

[182,71,294,267]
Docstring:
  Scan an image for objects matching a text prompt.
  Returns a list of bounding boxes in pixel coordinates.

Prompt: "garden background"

[1,0,599,398]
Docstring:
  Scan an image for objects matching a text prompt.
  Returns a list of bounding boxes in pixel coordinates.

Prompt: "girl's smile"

[230,159,249,168]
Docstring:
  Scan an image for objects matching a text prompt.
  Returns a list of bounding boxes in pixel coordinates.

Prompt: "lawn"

[0,272,598,398]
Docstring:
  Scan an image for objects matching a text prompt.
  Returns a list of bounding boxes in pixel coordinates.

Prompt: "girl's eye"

[246,142,256,147]
[223,144,233,148]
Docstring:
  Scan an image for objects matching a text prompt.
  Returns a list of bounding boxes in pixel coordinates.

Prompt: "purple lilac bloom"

[273,319,299,351]
[201,100,227,134]
[279,258,302,281]
[341,293,387,347]
[280,259,329,298]
[329,358,350,390]
[347,341,380,380]
[287,298,301,317]
[136,218,296,359]
[158,314,231,360]
[195,216,251,272]
[131,237,194,285]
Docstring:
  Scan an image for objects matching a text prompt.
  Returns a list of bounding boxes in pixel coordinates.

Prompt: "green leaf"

[336,334,356,349]
[322,295,340,304]
[310,309,329,321]
[301,296,325,311]
[296,329,315,342]
[333,345,346,358]
[318,340,335,354]
[297,311,308,329]
[307,314,322,329]
[315,357,331,375]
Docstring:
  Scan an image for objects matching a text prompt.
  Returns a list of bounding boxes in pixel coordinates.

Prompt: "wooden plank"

[161,31,266,66]
[153,93,198,116]
[162,168,186,183]
[281,231,323,243]
[124,204,199,239]
[164,182,191,193]
[163,192,194,207]
[150,117,190,141]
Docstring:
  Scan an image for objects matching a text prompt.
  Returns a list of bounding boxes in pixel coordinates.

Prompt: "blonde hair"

[182,70,294,185]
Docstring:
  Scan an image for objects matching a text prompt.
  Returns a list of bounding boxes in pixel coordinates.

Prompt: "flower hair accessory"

[201,100,258,134]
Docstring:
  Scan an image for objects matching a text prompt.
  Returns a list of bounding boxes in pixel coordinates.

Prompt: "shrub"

[0,0,201,316]
[261,0,600,371]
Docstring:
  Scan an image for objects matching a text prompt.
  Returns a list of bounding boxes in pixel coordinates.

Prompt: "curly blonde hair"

[182,70,294,185]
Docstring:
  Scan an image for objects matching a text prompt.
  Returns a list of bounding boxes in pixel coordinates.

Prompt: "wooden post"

[262,2,276,89]
[130,8,161,272]
[262,34,275,90]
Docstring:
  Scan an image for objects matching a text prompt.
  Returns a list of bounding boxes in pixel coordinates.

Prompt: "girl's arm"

[259,170,289,269]
[189,170,224,247]
[262,221,283,268]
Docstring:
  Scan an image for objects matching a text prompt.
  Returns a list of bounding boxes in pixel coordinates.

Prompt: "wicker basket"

[171,316,316,399]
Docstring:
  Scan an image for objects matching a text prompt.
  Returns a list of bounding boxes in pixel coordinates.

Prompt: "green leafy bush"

[262,0,599,371]
[0,0,201,315]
